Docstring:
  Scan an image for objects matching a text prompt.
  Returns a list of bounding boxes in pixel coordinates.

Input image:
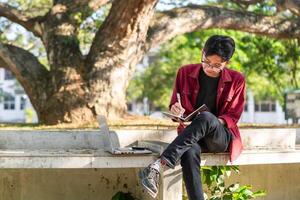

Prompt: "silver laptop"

[98,116,152,155]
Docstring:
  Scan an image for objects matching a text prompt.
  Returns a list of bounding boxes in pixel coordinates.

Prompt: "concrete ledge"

[0,128,296,150]
[297,128,300,144]
[202,147,300,166]
[0,150,157,168]
[0,128,299,169]
[0,147,299,168]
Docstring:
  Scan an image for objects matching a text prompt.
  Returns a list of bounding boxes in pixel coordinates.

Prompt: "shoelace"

[148,168,159,183]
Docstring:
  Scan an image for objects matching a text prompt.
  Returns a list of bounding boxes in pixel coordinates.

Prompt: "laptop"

[98,115,153,155]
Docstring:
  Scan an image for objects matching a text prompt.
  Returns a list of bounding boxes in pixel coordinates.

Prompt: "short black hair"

[203,35,235,61]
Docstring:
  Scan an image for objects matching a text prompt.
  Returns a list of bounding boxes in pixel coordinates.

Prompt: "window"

[271,103,276,112]
[4,69,14,80]
[127,103,132,111]
[255,103,259,112]
[244,103,248,112]
[255,101,276,112]
[20,96,26,110]
[261,103,270,112]
[4,95,15,110]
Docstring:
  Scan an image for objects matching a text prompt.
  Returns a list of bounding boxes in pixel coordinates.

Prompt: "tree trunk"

[84,0,157,120]
[35,0,157,124]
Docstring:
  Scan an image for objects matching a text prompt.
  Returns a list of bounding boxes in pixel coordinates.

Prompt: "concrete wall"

[0,168,150,200]
[0,129,299,200]
[0,164,299,200]
[0,128,296,151]
[227,164,300,200]
[0,167,182,200]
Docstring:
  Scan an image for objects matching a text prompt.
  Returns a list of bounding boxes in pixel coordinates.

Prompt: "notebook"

[162,104,209,122]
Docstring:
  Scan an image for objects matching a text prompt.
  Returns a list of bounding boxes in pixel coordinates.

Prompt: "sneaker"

[139,164,160,198]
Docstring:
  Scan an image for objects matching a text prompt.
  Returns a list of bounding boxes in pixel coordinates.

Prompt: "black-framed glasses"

[201,53,226,71]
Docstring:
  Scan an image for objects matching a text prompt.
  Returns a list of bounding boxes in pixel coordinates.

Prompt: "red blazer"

[169,63,246,162]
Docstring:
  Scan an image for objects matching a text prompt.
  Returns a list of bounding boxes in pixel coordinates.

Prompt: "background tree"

[1,0,300,124]
[129,29,300,110]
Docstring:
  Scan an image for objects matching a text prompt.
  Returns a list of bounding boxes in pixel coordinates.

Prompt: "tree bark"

[0,43,49,117]
[0,3,43,37]
[36,1,94,124]
[276,0,300,16]
[146,5,300,50]
[85,0,158,119]
[16,0,157,124]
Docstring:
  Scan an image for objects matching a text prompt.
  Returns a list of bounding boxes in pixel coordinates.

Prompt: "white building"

[240,90,286,124]
[128,90,288,124]
[0,68,38,123]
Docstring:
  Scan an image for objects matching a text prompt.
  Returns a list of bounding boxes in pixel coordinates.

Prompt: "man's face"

[201,52,228,77]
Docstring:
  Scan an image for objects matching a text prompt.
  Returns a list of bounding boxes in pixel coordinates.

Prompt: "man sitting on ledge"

[139,35,246,200]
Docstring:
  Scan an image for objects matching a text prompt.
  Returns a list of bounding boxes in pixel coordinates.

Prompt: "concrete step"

[0,128,297,150]
[0,147,299,168]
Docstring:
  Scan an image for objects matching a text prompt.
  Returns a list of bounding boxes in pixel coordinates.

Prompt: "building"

[128,90,288,124]
[240,90,287,124]
[0,68,38,123]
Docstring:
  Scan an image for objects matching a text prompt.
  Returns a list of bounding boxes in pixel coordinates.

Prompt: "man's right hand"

[170,102,185,116]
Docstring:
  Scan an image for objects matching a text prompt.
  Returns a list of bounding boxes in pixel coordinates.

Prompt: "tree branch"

[0,3,43,37]
[231,0,264,9]
[0,43,49,108]
[87,0,158,69]
[0,56,7,69]
[232,0,264,6]
[67,0,111,12]
[85,0,158,108]
[275,0,300,16]
[51,0,111,23]
[147,5,300,49]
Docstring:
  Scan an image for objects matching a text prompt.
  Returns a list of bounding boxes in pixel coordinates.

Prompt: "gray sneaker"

[139,165,160,198]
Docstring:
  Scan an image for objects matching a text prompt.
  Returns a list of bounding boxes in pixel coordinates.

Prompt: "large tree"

[0,0,299,124]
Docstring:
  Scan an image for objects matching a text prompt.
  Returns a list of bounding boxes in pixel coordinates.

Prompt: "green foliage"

[0,88,3,103]
[235,35,300,103]
[0,0,111,68]
[25,108,34,123]
[77,4,111,53]
[0,0,50,69]
[7,0,52,17]
[111,191,139,200]
[201,166,266,200]
[128,29,300,109]
[127,33,204,108]
[209,0,277,15]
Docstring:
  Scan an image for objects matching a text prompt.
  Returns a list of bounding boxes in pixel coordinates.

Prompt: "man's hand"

[170,102,185,116]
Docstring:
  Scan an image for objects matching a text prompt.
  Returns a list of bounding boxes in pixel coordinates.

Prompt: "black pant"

[160,111,232,200]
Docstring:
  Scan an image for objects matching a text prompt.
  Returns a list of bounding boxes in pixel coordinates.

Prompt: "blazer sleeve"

[218,76,246,129]
[168,68,182,110]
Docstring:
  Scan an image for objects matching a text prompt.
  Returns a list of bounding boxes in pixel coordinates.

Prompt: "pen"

[176,93,184,117]
[176,93,182,106]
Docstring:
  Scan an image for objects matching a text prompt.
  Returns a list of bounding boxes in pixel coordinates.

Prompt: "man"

[139,35,246,199]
